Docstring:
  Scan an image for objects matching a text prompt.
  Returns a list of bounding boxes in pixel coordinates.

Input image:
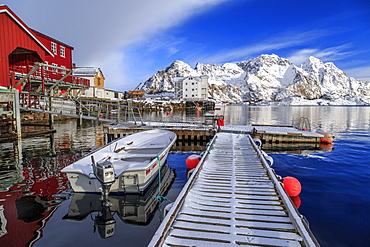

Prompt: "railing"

[19,93,144,125]
[293,117,311,131]
[10,64,90,88]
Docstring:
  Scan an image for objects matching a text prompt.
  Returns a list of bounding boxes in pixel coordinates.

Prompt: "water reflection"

[0,120,103,246]
[63,164,175,239]
[0,107,369,246]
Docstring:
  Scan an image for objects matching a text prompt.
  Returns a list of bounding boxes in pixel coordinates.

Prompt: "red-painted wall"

[32,31,74,70]
[0,6,48,87]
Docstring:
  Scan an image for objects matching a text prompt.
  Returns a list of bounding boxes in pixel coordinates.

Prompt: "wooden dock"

[149,132,319,246]
[105,122,216,147]
[104,122,326,152]
[221,125,324,144]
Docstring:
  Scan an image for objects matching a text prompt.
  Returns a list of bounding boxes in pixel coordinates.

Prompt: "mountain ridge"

[141,54,370,105]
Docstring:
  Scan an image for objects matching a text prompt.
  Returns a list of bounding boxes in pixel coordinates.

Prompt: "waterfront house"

[174,76,208,100]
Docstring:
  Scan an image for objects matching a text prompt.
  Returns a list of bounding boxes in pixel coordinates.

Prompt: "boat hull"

[65,151,170,194]
[62,129,177,194]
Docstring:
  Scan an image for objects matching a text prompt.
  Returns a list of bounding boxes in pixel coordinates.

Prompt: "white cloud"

[344,66,370,82]
[4,0,228,90]
[287,44,353,65]
[195,30,333,64]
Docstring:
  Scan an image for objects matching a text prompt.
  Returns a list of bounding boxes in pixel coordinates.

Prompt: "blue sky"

[3,0,370,91]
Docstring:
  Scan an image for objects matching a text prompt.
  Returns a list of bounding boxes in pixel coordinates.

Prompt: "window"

[60,46,65,57]
[51,42,57,54]
[52,63,58,72]
[60,66,66,74]
[44,62,49,70]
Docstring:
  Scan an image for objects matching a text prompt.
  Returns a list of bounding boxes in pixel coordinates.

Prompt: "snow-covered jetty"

[149,132,319,246]
[104,122,327,152]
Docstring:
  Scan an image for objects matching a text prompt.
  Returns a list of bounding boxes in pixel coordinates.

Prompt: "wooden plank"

[172,221,302,240]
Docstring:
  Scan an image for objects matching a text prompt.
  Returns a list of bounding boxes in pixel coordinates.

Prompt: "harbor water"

[0,106,369,246]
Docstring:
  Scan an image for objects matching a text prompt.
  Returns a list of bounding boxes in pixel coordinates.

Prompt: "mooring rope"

[154,155,170,202]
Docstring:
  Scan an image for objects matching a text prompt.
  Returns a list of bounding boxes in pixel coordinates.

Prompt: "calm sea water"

[0,106,369,246]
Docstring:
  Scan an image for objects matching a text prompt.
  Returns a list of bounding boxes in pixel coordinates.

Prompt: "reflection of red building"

[0,5,88,91]
[0,154,78,246]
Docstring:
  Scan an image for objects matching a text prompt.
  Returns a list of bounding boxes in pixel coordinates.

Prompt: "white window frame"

[60,46,65,57]
[60,66,66,74]
[52,63,58,72]
[51,42,57,54]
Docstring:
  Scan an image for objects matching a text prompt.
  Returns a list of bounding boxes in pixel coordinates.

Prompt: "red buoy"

[283,176,302,197]
[186,154,201,169]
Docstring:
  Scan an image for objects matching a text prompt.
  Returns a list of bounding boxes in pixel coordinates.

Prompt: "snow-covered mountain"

[141,54,370,105]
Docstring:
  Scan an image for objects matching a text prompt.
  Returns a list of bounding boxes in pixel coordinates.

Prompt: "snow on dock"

[149,132,319,247]
[106,122,324,145]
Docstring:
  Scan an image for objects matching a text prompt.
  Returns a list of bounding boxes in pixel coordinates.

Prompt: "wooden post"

[13,90,21,139]
[48,90,54,129]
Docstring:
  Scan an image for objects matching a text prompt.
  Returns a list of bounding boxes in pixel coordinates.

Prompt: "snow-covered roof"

[73,67,104,77]
[174,76,207,82]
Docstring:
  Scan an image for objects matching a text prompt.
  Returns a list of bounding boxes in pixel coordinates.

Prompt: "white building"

[174,76,208,100]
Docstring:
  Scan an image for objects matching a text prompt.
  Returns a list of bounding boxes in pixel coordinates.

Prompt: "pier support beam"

[13,90,21,139]
[0,89,21,139]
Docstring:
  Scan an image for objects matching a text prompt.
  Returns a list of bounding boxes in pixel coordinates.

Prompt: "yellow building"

[73,67,106,98]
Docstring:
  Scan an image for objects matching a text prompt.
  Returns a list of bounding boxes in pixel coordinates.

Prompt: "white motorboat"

[61,129,177,194]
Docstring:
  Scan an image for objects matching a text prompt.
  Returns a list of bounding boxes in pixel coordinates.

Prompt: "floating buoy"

[261,150,273,166]
[282,176,302,197]
[166,111,170,116]
[265,155,274,166]
[253,138,262,147]
[186,154,201,169]
[316,130,335,144]
[99,113,103,118]
[290,196,301,209]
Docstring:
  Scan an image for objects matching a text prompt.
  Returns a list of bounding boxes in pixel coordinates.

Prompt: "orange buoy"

[186,154,201,169]
[283,176,302,197]
[316,130,335,144]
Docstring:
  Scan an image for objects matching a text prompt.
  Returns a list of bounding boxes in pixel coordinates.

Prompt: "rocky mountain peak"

[140,54,369,105]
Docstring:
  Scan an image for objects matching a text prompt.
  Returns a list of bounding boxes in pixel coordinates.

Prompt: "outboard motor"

[92,157,115,205]
[95,160,115,184]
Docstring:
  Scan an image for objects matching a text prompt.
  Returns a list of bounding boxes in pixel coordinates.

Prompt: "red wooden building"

[0,5,88,92]
[32,29,74,72]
